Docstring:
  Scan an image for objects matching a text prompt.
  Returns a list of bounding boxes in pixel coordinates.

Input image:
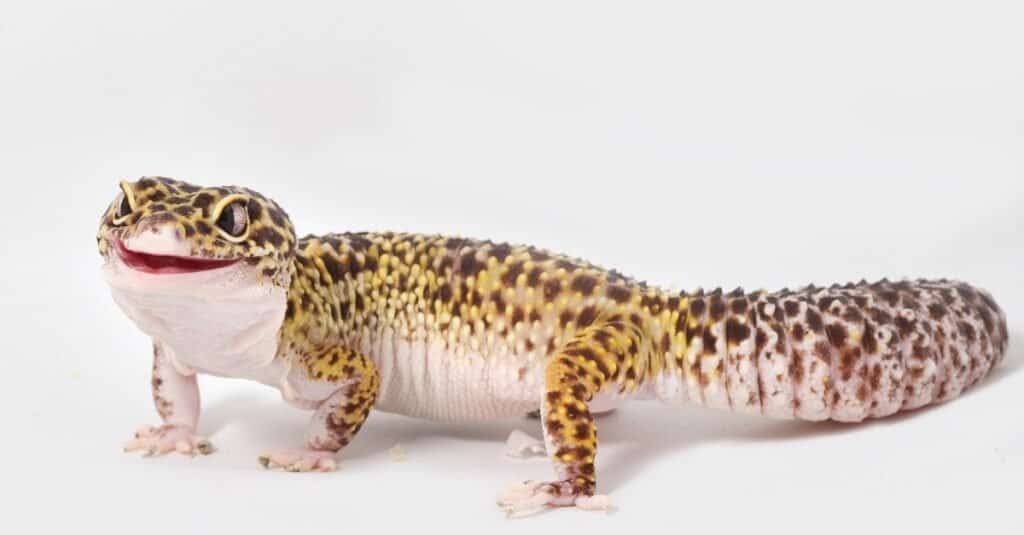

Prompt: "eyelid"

[112,180,136,225]
[211,193,250,220]
[211,194,251,242]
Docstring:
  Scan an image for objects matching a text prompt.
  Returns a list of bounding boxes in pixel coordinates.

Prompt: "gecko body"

[98,177,1009,513]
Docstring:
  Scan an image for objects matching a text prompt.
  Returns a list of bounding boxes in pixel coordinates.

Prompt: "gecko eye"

[112,189,134,224]
[215,201,249,238]
[117,193,132,218]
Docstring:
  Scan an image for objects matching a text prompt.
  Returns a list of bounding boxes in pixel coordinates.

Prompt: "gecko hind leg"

[498,321,634,515]
[511,398,618,458]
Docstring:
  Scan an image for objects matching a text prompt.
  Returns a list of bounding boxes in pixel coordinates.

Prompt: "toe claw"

[196,440,214,455]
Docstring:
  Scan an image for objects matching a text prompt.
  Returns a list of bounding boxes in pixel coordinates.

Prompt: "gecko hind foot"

[496,480,611,517]
[123,424,213,457]
[504,430,546,458]
[258,448,337,472]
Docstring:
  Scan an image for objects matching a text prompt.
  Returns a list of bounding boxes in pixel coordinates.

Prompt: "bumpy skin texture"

[98,177,1009,512]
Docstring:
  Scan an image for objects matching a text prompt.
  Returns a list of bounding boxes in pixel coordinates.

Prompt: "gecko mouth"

[114,239,240,274]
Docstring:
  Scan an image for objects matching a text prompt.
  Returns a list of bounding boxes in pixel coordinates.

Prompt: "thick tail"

[670,279,1008,422]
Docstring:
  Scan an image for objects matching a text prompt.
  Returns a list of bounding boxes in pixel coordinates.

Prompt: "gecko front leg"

[124,342,212,456]
[259,346,379,472]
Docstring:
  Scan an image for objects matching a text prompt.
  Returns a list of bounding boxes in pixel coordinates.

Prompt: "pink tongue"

[117,240,238,273]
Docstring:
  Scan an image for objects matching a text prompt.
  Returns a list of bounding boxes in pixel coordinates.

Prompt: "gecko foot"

[504,430,546,459]
[123,424,214,457]
[258,448,337,472]
[496,480,611,517]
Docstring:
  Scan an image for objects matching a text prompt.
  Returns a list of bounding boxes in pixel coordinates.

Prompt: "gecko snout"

[120,218,196,259]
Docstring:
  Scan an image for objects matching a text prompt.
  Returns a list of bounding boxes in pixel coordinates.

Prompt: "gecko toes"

[123,424,214,457]
[258,448,337,472]
[496,480,611,517]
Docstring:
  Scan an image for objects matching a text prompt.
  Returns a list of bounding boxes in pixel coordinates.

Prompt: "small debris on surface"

[388,443,407,462]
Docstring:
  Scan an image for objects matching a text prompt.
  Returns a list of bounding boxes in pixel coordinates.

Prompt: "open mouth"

[114,239,240,274]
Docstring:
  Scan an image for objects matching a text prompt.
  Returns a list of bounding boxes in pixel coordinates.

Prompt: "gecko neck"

[280,241,367,351]
[104,257,290,376]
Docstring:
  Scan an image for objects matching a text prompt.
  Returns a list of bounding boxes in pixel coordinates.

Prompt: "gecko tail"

[667,279,1008,423]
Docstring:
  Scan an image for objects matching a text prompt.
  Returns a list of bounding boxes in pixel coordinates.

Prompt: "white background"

[2,1,1022,533]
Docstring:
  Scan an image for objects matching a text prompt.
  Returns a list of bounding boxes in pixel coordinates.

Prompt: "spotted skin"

[150,343,196,425]
[751,294,795,418]
[541,314,647,496]
[723,291,760,414]
[304,347,380,451]
[779,292,833,420]
[99,177,1009,511]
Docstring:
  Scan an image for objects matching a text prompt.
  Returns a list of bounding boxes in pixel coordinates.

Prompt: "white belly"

[358,327,544,421]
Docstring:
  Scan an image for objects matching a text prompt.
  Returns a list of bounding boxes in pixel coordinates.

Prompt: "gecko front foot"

[258,448,337,472]
[123,424,213,457]
[496,480,611,516]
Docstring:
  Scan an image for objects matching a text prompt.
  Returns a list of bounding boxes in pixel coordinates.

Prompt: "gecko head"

[97,177,297,288]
